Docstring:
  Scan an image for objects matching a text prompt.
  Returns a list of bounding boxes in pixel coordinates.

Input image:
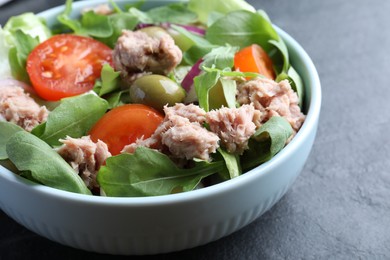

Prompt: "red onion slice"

[181,59,203,92]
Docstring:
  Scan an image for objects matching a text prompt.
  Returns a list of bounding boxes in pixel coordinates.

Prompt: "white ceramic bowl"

[0,0,321,255]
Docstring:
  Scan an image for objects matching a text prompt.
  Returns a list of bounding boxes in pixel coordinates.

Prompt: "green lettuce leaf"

[0,27,12,78]
[98,147,224,197]
[6,131,91,195]
[31,94,108,146]
[3,12,51,44]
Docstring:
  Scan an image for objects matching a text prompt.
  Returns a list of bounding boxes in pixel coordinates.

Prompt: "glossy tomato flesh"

[89,104,164,156]
[26,34,113,101]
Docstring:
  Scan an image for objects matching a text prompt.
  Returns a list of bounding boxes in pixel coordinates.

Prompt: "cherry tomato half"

[26,34,113,101]
[234,44,275,80]
[89,104,164,156]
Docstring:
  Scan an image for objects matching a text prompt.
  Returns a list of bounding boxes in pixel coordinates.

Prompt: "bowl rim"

[0,0,321,206]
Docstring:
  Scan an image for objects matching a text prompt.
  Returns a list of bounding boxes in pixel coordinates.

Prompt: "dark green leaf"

[147,4,198,24]
[93,64,121,96]
[0,122,24,160]
[8,30,39,83]
[241,116,293,170]
[194,70,220,111]
[98,147,224,197]
[201,45,239,69]
[6,131,91,195]
[81,11,113,38]
[205,10,279,51]
[31,94,108,146]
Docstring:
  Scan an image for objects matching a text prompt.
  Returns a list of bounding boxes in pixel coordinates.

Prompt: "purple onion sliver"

[181,59,203,92]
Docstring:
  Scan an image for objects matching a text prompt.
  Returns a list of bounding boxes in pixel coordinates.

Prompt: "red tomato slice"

[89,104,164,156]
[234,44,275,80]
[26,34,113,101]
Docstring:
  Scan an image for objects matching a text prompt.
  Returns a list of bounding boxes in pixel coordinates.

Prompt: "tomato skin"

[26,34,113,101]
[89,104,164,156]
[234,44,275,80]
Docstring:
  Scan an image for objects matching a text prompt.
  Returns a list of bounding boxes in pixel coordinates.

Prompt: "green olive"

[138,26,169,39]
[130,75,186,111]
[166,28,194,52]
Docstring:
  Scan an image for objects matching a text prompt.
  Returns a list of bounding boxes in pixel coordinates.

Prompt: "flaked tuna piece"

[113,30,182,84]
[122,104,219,161]
[164,103,207,124]
[206,104,261,154]
[161,115,219,161]
[0,86,48,131]
[56,136,111,190]
[237,77,305,132]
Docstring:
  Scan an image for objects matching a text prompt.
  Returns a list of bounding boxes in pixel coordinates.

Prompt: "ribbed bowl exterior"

[0,0,321,255]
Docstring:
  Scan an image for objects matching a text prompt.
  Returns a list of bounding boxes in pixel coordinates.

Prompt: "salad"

[0,0,305,197]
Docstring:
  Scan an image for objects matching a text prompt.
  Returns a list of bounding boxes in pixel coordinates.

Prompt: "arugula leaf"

[203,66,261,79]
[188,0,255,24]
[241,116,293,170]
[201,45,239,69]
[127,7,153,23]
[170,24,212,48]
[276,68,304,106]
[194,70,220,112]
[6,131,91,195]
[57,0,84,35]
[8,30,39,83]
[98,13,139,48]
[206,10,279,51]
[147,4,198,24]
[80,11,113,38]
[0,122,24,160]
[93,64,121,96]
[98,147,224,197]
[217,148,241,179]
[31,94,108,146]
[104,90,129,109]
[219,77,237,109]
[183,44,213,65]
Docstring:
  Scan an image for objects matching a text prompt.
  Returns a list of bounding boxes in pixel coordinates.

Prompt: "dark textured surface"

[1,0,389,259]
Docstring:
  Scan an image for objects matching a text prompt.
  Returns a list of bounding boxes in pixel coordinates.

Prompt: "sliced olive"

[130,75,186,111]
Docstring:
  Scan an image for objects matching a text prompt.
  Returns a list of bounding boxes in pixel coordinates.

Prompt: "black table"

[1,0,389,259]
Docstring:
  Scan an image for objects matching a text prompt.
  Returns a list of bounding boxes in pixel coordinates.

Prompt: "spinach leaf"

[31,94,108,146]
[241,116,293,171]
[0,122,24,160]
[6,131,91,195]
[188,0,255,24]
[205,10,279,51]
[147,4,198,24]
[98,147,224,197]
